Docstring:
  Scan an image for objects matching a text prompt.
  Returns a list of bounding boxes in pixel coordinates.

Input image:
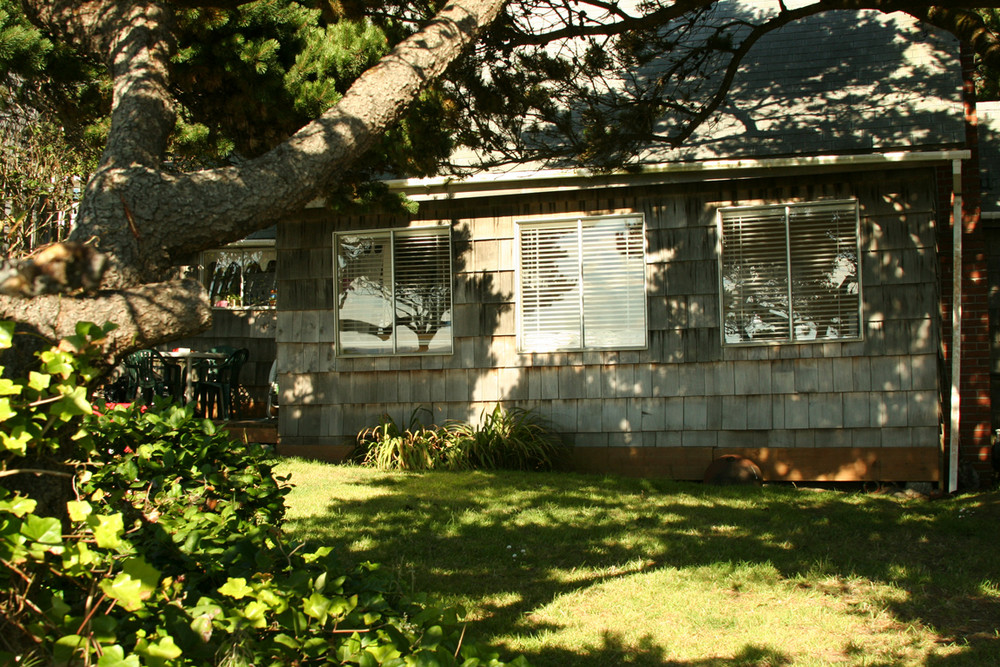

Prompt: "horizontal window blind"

[720,207,790,343]
[581,217,646,348]
[787,202,861,342]
[393,230,453,354]
[335,227,453,356]
[720,200,860,345]
[519,216,647,352]
[520,225,582,350]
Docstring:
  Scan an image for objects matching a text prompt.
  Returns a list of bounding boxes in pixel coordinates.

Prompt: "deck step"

[223,420,278,445]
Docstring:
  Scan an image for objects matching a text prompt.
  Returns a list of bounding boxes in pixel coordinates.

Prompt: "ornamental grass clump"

[356,409,451,471]
[446,405,564,471]
[356,405,564,472]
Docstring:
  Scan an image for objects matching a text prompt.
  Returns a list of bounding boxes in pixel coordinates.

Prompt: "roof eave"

[383,150,972,202]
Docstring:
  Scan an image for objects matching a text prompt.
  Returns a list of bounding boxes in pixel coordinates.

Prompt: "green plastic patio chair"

[123,349,179,403]
[196,348,249,420]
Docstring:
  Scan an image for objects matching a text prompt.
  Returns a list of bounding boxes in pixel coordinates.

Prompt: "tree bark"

[5,0,508,360]
[8,0,1000,362]
[0,280,212,366]
[72,0,511,283]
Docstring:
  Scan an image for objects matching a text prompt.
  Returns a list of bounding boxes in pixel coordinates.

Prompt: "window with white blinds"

[517,216,647,352]
[719,200,861,345]
[335,227,452,356]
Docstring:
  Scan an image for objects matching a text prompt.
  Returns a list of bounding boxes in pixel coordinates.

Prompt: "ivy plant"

[0,322,527,666]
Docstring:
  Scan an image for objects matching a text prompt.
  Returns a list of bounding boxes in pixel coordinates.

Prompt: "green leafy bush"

[356,409,451,471]
[446,405,565,472]
[356,406,564,472]
[0,322,527,666]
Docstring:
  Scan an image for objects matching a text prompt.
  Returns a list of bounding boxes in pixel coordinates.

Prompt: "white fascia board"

[225,238,275,248]
[383,150,971,201]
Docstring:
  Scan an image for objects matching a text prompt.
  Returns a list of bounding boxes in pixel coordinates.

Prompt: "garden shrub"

[356,405,564,472]
[0,322,527,666]
[356,409,451,471]
[445,405,564,472]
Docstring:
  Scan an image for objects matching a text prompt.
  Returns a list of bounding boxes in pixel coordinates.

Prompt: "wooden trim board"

[571,446,940,482]
[271,442,941,482]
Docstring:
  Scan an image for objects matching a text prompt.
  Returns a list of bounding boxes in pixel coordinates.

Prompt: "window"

[517,215,647,352]
[718,199,861,345]
[202,242,277,309]
[335,227,453,356]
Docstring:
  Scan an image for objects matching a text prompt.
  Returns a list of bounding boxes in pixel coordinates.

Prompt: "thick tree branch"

[102,2,176,168]
[17,0,113,55]
[19,0,178,165]
[69,0,510,281]
[660,3,819,147]
[7,0,508,354]
[0,279,212,361]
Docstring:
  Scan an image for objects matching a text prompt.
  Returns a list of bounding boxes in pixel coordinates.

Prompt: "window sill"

[722,336,863,347]
[212,306,277,312]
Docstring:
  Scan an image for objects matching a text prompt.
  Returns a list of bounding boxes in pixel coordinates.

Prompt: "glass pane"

[242,248,277,308]
[581,217,646,348]
[204,249,244,308]
[393,230,453,354]
[520,224,581,351]
[788,203,860,341]
[337,234,394,355]
[720,209,791,343]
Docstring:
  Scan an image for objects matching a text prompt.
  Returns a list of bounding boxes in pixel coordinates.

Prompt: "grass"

[277,458,1000,666]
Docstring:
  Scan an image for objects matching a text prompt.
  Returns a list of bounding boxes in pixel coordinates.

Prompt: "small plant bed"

[354,406,565,472]
[280,459,1000,667]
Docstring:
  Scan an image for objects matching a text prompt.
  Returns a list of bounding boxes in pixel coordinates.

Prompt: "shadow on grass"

[283,469,1000,666]
[529,634,793,666]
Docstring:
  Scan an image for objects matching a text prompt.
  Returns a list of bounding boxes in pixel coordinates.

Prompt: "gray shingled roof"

[654,3,965,162]
[447,1,965,173]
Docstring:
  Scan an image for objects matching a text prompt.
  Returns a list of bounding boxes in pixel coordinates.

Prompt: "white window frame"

[200,239,277,310]
[717,198,863,346]
[516,214,648,353]
[334,226,453,357]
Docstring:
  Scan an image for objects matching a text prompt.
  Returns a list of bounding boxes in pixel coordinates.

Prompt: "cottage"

[200,2,996,485]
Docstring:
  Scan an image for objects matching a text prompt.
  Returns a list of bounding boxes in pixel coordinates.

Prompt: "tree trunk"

[4,0,508,363]
[9,0,1000,364]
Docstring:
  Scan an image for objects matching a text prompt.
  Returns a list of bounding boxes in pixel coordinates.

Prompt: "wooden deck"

[223,419,278,445]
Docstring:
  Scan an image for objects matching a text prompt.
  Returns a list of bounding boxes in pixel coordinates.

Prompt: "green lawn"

[277,458,1000,666]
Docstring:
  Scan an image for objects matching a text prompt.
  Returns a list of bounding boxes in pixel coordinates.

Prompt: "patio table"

[162,349,227,404]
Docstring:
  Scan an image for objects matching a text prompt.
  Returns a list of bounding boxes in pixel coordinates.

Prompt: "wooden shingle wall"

[277,167,943,480]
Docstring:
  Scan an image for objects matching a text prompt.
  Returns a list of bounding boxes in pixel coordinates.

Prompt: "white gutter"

[384,150,972,201]
[949,158,963,494]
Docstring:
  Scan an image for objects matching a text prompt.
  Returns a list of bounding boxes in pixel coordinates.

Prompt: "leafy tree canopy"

[3,0,457,183]
[975,8,1000,99]
[3,0,1000,361]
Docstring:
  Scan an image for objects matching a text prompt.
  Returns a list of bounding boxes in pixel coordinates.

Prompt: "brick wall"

[936,45,993,480]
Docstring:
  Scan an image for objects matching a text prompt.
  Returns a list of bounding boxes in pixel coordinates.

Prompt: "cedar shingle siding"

[268,2,984,481]
[276,167,943,480]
